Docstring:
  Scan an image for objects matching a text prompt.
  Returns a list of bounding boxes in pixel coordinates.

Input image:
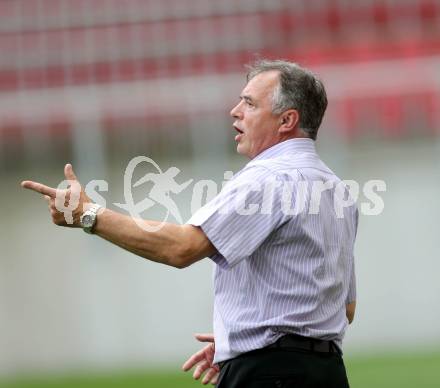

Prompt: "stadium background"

[0,0,439,387]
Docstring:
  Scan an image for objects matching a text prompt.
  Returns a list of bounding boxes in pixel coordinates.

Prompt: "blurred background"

[1,0,439,387]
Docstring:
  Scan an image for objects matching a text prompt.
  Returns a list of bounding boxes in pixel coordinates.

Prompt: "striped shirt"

[187,138,358,364]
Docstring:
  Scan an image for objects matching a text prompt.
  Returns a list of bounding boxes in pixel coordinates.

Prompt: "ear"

[278,109,299,134]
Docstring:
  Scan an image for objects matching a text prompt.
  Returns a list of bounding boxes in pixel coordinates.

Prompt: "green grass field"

[1,353,439,388]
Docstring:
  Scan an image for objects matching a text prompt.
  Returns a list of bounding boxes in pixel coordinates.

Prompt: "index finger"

[21,180,57,198]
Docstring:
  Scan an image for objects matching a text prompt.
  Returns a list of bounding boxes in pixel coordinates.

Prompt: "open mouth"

[234,126,244,142]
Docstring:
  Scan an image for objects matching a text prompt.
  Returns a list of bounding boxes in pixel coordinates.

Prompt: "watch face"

[82,214,93,227]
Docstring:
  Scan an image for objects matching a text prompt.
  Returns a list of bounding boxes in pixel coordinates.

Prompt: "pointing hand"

[21,164,92,227]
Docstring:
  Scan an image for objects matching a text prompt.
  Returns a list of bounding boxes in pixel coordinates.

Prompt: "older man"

[22,60,357,387]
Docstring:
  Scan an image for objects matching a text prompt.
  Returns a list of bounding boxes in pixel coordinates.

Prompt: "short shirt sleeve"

[187,165,292,268]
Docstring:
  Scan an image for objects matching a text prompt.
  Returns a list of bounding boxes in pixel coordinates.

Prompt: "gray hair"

[246,59,328,140]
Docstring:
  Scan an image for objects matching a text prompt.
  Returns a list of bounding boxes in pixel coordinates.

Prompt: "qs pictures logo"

[114,156,193,232]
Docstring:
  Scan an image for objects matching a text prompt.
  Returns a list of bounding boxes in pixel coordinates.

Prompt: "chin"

[236,146,252,159]
[236,144,246,155]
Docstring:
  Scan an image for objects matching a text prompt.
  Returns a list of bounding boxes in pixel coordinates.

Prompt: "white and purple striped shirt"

[188,138,358,363]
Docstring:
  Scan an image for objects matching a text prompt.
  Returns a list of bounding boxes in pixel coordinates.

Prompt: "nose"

[230,101,243,119]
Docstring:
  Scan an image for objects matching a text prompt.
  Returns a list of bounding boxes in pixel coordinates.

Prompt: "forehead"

[242,70,280,100]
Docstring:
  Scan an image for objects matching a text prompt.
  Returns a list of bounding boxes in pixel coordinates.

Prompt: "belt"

[266,333,342,355]
[218,334,341,369]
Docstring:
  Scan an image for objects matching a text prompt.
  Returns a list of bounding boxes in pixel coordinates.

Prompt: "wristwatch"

[80,204,102,234]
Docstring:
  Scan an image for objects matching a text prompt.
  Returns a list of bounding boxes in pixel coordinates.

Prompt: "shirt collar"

[252,138,317,161]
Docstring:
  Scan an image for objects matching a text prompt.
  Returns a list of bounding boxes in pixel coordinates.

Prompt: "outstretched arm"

[21,164,216,269]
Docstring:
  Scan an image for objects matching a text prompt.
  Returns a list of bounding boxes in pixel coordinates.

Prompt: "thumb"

[64,163,78,181]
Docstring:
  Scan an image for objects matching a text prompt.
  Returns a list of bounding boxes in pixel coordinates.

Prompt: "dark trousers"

[216,346,350,388]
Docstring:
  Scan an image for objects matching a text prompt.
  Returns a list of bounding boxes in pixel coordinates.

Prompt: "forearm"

[93,208,213,268]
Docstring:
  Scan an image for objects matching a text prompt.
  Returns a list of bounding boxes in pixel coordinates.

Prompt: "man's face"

[230,70,282,159]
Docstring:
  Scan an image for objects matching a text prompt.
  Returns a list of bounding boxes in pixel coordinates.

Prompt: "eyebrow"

[240,95,255,104]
